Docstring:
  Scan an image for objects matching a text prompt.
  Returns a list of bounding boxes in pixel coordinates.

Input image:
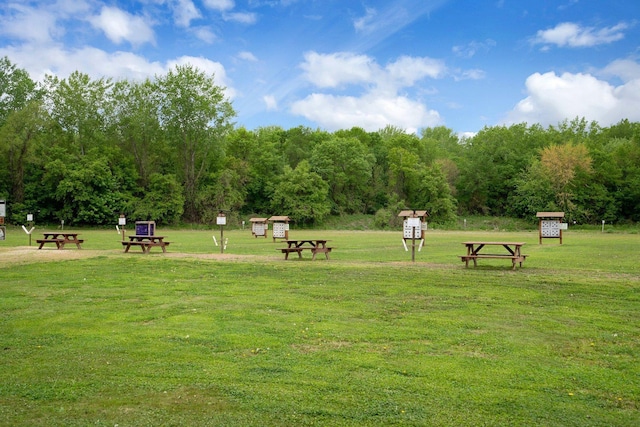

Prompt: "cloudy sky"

[1,0,639,135]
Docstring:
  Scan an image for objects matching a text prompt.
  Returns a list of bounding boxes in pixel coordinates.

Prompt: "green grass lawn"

[0,227,638,426]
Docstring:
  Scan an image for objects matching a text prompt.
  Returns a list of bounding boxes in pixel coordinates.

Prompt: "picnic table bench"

[278,239,333,260]
[122,235,171,253]
[37,232,84,249]
[460,241,527,270]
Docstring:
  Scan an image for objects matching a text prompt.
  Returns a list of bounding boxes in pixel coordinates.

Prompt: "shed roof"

[268,216,290,221]
[249,218,269,222]
[536,212,565,218]
[397,210,429,217]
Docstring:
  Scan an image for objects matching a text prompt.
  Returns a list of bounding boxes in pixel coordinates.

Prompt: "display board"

[252,222,266,236]
[403,219,423,239]
[272,222,287,239]
[540,220,561,238]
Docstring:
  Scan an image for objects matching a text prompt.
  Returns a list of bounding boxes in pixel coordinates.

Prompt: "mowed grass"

[0,228,638,426]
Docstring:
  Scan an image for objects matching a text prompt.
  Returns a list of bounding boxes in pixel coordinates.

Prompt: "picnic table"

[278,239,333,260]
[37,232,84,249]
[460,241,527,269]
[122,235,171,253]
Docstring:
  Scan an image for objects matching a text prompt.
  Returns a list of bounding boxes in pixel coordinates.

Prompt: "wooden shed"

[536,212,565,244]
[249,218,269,238]
[268,216,290,242]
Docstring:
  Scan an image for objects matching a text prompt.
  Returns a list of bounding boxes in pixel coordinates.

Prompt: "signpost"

[119,214,126,241]
[217,212,226,254]
[0,200,5,241]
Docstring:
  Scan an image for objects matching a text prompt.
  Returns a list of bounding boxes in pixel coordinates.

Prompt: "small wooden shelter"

[268,215,290,242]
[249,217,269,238]
[536,212,565,244]
[135,221,156,236]
[398,210,429,240]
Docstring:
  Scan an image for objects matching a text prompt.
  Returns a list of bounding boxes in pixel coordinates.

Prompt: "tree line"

[1,57,639,227]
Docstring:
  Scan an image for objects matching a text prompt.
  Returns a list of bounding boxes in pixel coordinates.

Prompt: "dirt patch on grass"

[0,246,265,267]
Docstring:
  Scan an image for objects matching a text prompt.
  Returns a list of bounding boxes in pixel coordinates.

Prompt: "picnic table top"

[462,241,526,246]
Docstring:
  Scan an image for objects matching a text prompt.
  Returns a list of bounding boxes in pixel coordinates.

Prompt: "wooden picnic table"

[278,239,333,260]
[37,232,84,249]
[460,241,527,269]
[122,235,171,253]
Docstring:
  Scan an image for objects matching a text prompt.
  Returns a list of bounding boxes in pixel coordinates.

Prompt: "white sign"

[119,217,126,226]
[0,201,5,217]
[217,215,226,225]
[27,214,33,222]
[559,223,568,230]
[407,217,421,228]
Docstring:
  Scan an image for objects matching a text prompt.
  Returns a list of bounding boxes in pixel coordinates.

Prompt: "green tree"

[132,173,184,225]
[270,161,330,225]
[111,79,167,188]
[154,64,235,222]
[43,71,113,156]
[310,136,374,214]
[52,156,125,225]
[539,143,592,216]
[0,101,50,204]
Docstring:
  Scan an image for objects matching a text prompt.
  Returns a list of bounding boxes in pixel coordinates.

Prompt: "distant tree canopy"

[1,57,639,226]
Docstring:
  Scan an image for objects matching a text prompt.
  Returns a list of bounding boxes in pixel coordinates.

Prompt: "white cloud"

[263,95,277,111]
[291,93,441,133]
[354,7,377,32]
[237,51,258,62]
[89,6,155,47]
[600,59,640,82]
[172,0,201,27]
[385,56,445,85]
[452,39,496,58]
[300,52,377,88]
[203,0,235,12]
[223,12,257,24]
[192,26,217,44]
[504,63,640,127]
[292,51,446,132]
[0,4,61,44]
[532,22,628,48]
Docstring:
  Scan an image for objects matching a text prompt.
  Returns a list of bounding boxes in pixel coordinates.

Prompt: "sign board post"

[0,200,5,241]
[25,214,35,246]
[217,212,227,254]
[119,215,126,241]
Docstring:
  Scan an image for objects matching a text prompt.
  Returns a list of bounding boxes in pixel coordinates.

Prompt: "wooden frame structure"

[536,212,565,244]
[268,216,290,242]
[249,217,269,238]
[398,210,428,240]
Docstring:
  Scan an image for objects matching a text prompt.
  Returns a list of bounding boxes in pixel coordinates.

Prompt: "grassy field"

[0,227,638,426]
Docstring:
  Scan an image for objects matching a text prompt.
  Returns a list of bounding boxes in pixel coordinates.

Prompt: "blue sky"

[1,0,639,136]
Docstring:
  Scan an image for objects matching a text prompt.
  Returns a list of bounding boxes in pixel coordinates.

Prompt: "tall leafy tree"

[111,79,167,187]
[0,57,41,205]
[154,64,235,222]
[0,102,50,204]
[539,143,592,215]
[43,71,113,156]
[271,161,330,225]
[310,136,374,214]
